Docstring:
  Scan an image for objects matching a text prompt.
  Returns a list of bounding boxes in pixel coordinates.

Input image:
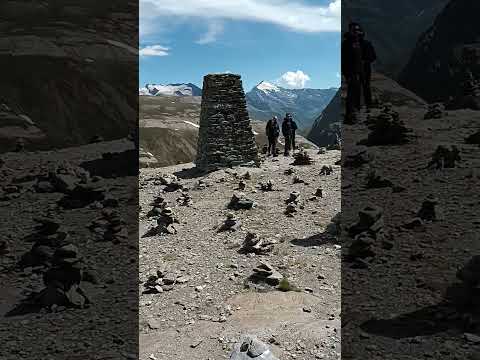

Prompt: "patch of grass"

[277,278,300,292]
[163,254,178,261]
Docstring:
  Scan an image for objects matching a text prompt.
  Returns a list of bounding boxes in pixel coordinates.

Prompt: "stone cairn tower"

[195,74,259,171]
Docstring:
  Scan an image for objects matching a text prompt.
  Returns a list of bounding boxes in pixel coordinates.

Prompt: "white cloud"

[140,0,340,34]
[196,21,224,44]
[276,70,311,89]
[139,45,170,57]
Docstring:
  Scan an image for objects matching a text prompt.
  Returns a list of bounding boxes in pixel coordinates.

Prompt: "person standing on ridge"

[290,115,298,151]
[342,22,377,123]
[358,26,376,111]
[265,116,280,157]
[282,113,293,156]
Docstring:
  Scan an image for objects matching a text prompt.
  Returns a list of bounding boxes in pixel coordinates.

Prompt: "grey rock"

[230,335,279,360]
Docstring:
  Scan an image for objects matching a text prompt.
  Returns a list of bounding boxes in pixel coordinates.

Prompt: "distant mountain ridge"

[139,83,202,97]
[343,0,449,78]
[399,0,480,103]
[307,90,341,147]
[245,81,338,130]
[139,80,337,130]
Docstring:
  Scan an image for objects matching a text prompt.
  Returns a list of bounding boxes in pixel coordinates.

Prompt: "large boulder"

[230,335,279,360]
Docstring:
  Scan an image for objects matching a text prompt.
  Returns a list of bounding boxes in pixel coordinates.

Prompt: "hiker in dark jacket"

[265,116,280,156]
[342,22,377,122]
[282,114,293,156]
[290,117,298,150]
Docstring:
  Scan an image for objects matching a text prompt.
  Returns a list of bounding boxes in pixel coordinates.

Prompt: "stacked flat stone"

[195,74,259,171]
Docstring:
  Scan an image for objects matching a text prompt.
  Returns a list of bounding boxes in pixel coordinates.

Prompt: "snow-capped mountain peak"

[256,81,280,93]
[139,83,202,97]
[246,84,338,130]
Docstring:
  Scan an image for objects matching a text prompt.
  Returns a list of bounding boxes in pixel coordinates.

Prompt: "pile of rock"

[19,218,69,268]
[293,175,307,184]
[248,261,284,287]
[143,267,182,294]
[319,166,333,177]
[343,149,371,168]
[365,170,393,189]
[229,335,279,360]
[363,104,409,146]
[259,180,274,192]
[159,175,183,192]
[447,68,480,110]
[417,195,442,222]
[147,196,167,217]
[237,180,247,191]
[292,150,313,165]
[347,206,386,262]
[241,233,277,255]
[46,161,90,194]
[196,179,209,190]
[428,145,461,169]
[228,192,255,210]
[424,103,446,119]
[176,191,193,206]
[285,191,300,217]
[195,74,260,171]
[446,255,480,308]
[89,209,128,243]
[286,191,300,205]
[8,244,89,316]
[153,207,178,235]
[241,172,252,180]
[218,213,242,232]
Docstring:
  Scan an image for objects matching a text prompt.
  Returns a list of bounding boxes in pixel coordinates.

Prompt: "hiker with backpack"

[265,116,280,156]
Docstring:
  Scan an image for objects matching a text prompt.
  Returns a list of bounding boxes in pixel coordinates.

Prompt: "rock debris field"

[341,75,480,359]
[0,139,138,359]
[139,148,341,360]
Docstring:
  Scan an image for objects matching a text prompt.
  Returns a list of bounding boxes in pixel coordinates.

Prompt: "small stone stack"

[228,192,255,210]
[176,191,193,206]
[292,150,313,166]
[417,195,442,221]
[218,212,242,232]
[241,232,277,255]
[363,103,409,145]
[424,103,446,119]
[195,74,259,171]
[249,261,284,287]
[347,206,386,261]
[259,180,274,192]
[428,145,461,169]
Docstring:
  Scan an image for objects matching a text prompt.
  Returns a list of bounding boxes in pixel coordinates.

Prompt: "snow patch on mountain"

[139,83,202,97]
[246,82,337,130]
[257,81,280,93]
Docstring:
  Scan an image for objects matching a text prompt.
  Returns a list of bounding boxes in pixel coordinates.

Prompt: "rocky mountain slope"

[399,0,480,103]
[139,148,341,359]
[306,73,426,148]
[341,72,480,359]
[0,138,138,359]
[139,95,318,168]
[0,0,138,151]
[246,82,337,130]
[343,0,448,77]
[307,90,341,148]
[139,83,203,97]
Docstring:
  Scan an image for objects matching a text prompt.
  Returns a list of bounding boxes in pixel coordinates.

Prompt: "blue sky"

[139,0,340,92]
